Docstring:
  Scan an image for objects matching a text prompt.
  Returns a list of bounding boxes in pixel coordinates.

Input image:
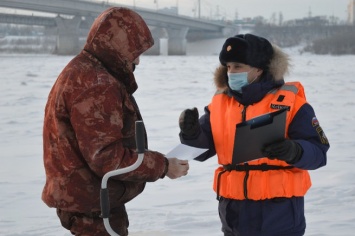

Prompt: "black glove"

[262,139,303,164]
[179,108,200,137]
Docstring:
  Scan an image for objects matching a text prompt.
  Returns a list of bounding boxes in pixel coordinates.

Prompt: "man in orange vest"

[179,34,329,236]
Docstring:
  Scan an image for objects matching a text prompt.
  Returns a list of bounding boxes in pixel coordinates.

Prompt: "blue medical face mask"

[227,72,249,92]
[228,70,259,92]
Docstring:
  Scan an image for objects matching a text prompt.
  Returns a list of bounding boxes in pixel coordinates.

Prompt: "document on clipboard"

[232,109,287,164]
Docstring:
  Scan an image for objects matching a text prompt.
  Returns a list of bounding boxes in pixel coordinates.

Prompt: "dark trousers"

[57,205,129,236]
[218,197,306,236]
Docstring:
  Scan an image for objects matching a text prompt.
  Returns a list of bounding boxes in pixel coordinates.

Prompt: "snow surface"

[1,39,355,235]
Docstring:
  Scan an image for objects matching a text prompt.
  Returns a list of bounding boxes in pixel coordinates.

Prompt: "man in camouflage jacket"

[42,7,189,236]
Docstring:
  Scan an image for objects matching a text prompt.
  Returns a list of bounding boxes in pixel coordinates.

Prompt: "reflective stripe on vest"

[208,82,311,200]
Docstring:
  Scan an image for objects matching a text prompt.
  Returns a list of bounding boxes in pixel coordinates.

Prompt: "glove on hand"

[179,108,200,137]
[262,139,303,164]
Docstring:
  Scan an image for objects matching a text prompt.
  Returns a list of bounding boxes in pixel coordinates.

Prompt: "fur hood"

[214,44,290,90]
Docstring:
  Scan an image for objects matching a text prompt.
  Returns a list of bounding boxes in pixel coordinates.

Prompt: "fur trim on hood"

[269,44,290,81]
[214,44,290,90]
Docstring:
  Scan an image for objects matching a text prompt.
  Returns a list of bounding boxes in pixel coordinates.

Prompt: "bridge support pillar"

[55,16,81,55]
[167,27,189,55]
[145,27,168,56]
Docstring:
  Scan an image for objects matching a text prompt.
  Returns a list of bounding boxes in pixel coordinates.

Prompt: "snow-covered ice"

[1,39,354,235]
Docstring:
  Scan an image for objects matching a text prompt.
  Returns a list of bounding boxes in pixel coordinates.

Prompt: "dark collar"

[228,75,284,106]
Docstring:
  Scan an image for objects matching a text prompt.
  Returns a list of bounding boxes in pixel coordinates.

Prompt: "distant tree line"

[0,24,45,36]
[0,36,56,53]
[252,23,355,55]
[303,30,355,55]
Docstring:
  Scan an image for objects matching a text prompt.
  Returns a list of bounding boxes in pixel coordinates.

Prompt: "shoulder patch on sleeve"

[311,117,319,127]
[316,126,329,145]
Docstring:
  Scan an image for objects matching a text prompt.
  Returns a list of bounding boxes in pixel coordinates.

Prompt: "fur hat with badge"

[217,33,289,83]
[219,34,273,70]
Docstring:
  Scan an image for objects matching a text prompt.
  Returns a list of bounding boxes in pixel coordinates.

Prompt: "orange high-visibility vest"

[208,82,311,200]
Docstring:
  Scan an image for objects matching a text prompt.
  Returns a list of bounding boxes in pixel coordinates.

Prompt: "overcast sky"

[0,0,350,22]
[114,0,350,21]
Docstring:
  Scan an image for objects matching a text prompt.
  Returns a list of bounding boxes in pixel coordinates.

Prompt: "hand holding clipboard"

[232,109,287,164]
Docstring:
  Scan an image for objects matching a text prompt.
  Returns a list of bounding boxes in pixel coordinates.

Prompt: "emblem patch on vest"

[270,104,290,111]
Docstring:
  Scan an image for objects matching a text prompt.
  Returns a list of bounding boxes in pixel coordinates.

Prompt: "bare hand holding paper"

[166,144,208,160]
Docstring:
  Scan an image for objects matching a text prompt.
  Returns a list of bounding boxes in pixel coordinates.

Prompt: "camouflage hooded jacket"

[42,7,167,213]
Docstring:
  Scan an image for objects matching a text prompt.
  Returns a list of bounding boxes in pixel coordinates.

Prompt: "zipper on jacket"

[241,105,248,199]
[241,105,248,122]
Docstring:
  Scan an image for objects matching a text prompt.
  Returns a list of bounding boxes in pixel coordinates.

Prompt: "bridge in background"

[0,0,237,55]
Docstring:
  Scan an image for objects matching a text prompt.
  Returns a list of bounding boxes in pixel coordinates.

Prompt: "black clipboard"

[232,109,287,164]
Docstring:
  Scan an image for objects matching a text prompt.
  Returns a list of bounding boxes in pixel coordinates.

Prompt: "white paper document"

[166,143,208,160]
